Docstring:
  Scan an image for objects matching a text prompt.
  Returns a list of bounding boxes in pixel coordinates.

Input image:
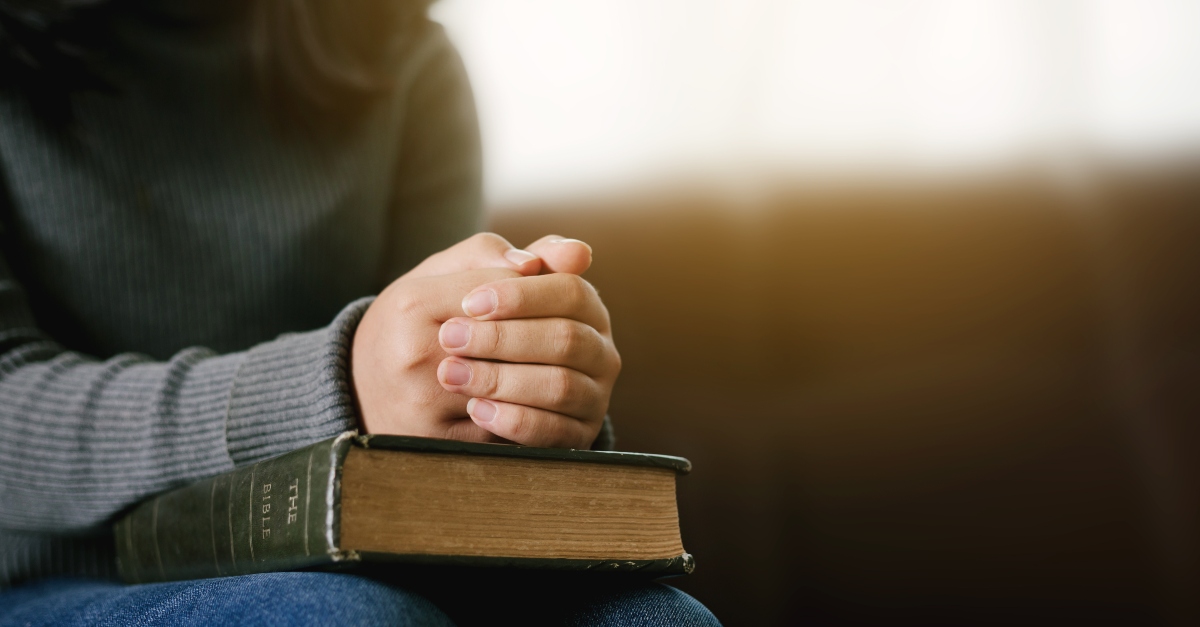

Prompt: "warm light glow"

[433,0,1200,205]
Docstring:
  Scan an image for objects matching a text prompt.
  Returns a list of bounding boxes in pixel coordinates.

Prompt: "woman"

[0,1,718,624]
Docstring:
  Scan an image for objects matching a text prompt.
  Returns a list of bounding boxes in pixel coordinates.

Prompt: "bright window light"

[432,0,1200,205]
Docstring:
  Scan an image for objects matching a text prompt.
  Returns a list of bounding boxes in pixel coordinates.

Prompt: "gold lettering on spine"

[261,482,273,540]
[287,478,300,524]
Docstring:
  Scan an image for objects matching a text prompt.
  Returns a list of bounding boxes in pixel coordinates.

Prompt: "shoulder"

[387,15,469,103]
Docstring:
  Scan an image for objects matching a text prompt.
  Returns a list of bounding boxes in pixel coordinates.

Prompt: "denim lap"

[0,573,452,627]
[0,573,719,626]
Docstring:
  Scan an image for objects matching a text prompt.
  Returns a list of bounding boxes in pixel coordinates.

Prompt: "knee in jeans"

[164,572,454,627]
[568,583,721,627]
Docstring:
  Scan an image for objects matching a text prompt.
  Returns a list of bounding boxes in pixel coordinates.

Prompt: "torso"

[0,8,428,359]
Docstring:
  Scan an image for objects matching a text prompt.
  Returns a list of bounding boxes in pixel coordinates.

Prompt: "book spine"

[115,433,356,584]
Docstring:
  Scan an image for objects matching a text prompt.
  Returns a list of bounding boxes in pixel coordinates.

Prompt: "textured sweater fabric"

[0,8,514,587]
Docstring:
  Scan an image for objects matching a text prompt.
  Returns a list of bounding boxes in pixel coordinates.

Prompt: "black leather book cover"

[114,432,694,584]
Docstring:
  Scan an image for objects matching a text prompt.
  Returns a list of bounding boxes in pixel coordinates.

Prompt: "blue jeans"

[0,572,720,626]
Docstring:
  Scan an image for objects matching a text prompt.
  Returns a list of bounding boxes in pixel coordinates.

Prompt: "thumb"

[403,233,543,279]
[524,235,593,275]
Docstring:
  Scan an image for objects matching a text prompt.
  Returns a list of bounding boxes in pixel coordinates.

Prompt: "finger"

[524,235,592,275]
[404,233,543,279]
[459,273,610,331]
[393,267,522,322]
[441,417,512,445]
[466,398,598,449]
[437,357,606,422]
[439,317,614,377]
[398,391,510,445]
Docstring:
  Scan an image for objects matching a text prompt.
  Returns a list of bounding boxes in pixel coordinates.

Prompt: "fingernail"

[440,321,470,348]
[468,398,497,423]
[551,238,592,254]
[441,360,472,386]
[504,248,538,266]
[462,289,497,317]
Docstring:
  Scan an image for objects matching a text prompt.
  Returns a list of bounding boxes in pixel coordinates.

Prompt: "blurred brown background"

[491,162,1200,626]
[440,1,1200,622]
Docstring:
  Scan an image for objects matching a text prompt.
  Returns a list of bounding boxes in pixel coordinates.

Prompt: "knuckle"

[563,274,589,302]
[496,282,525,315]
[553,320,581,360]
[486,322,505,355]
[468,232,494,247]
[389,288,425,319]
[474,232,508,252]
[505,407,531,441]
[579,275,600,298]
[598,296,612,320]
[476,363,501,397]
[399,341,441,373]
[511,409,562,448]
[564,275,602,315]
[545,367,575,408]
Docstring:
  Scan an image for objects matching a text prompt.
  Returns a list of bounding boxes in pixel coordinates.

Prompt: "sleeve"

[377,22,484,285]
[0,243,370,533]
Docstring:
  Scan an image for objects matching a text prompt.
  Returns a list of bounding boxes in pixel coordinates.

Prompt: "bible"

[113,432,694,583]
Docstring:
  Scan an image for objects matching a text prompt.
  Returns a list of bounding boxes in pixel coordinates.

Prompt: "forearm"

[0,298,370,533]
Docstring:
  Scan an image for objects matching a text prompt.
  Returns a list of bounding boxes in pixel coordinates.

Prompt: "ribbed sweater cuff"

[225,297,374,466]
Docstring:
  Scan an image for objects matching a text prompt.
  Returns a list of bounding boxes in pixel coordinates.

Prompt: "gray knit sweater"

[0,10,486,586]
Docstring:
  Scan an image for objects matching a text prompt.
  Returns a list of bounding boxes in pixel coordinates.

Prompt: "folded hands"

[350,233,620,449]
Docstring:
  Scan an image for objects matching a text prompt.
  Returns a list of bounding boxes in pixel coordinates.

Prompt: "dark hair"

[0,0,430,131]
